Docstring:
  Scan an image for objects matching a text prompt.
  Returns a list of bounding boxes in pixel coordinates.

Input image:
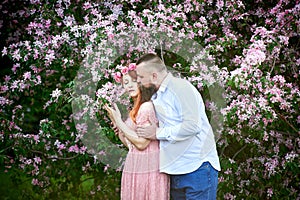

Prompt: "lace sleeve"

[123,118,136,149]
[136,101,158,126]
[124,117,136,130]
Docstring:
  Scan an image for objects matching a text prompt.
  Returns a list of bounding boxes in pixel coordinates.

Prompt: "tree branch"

[30,150,80,160]
[278,113,298,133]
[232,144,247,160]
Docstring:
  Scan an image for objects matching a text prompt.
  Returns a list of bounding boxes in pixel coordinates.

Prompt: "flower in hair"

[128,63,136,70]
[121,67,129,74]
[113,63,136,83]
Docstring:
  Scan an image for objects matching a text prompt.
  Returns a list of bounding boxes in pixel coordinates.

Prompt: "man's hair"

[136,53,166,71]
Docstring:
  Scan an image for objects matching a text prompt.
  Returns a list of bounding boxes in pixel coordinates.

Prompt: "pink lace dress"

[121,102,170,200]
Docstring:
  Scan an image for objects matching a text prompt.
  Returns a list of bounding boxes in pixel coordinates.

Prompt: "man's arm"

[138,81,205,142]
[157,82,204,142]
[136,122,157,140]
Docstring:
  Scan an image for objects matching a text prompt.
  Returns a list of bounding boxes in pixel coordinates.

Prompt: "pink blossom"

[107,33,114,40]
[32,178,39,186]
[10,80,20,91]
[267,188,273,197]
[58,144,66,150]
[34,157,42,165]
[23,72,31,80]
[103,164,110,172]
[90,8,99,16]
[75,123,88,134]
[44,19,51,29]
[12,63,20,73]
[80,146,87,154]
[50,88,62,99]
[33,49,39,59]
[4,75,11,82]
[278,35,289,45]
[216,0,224,10]
[83,2,92,10]
[25,159,32,165]
[45,49,55,65]
[33,135,40,144]
[1,47,7,55]
[263,131,269,141]
[128,63,136,70]
[0,1,298,197]
[63,16,75,27]
[0,85,9,93]
[113,72,122,83]
[244,48,266,66]
[224,193,236,200]
[272,75,285,84]
[121,67,128,74]
[12,49,21,61]
[68,145,79,153]
[276,12,286,23]
[285,152,298,161]
[34,75,42,85]
[36,29,44,37]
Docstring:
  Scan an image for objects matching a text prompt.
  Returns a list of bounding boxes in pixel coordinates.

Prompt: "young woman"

[104,64,169,200]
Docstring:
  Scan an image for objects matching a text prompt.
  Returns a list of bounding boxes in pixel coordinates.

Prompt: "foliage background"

[0,0,299,199]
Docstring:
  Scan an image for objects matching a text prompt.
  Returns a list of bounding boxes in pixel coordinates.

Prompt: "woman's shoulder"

[139,101,154,111]
[124,117,136,129]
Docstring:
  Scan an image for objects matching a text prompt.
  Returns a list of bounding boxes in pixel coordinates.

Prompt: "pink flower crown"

[113,63,137,83]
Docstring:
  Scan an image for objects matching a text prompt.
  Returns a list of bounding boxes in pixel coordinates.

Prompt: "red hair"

[123,69,154,123]
[129,90,142,123]
[121,70,141,123]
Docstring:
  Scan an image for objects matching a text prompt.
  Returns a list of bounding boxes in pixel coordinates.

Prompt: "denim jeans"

[170,162,218,200]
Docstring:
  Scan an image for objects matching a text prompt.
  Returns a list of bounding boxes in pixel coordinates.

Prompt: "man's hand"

[136,123,157,140]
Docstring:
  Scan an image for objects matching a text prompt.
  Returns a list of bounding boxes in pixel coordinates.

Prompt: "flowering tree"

[1,0,299,199]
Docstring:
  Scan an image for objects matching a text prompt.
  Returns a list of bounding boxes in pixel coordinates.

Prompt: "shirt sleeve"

[156,81,205,142]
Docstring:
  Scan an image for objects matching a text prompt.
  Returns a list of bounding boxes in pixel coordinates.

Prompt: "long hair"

[129,90,141,123]
[126,71,156,123]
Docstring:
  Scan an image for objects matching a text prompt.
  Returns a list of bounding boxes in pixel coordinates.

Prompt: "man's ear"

[152,72,158,81]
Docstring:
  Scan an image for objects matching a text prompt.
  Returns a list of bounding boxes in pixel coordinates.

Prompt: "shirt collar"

[158,73,172,93]
[151,73,172,100]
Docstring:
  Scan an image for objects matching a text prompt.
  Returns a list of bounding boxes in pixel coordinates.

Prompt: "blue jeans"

[170,162,218,200]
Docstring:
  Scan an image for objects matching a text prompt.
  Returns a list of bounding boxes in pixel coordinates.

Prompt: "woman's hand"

[110,121,119,135]
[104,103,123,136]
[104,103,122,126]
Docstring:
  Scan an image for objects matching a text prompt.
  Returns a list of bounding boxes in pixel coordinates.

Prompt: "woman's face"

[122,73,138,97]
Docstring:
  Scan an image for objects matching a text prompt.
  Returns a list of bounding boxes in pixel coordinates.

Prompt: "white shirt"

[152,73,221,174]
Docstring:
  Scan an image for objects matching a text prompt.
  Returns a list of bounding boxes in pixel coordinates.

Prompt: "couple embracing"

[105,53,220,200]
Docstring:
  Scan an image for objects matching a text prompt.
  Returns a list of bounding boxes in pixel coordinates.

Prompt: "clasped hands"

[103,103,122,135]
[104,103,157,140]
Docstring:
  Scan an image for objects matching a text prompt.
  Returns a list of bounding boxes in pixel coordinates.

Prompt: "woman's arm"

[116,118,150,150]
[104,104,150,150]
[111,122,128,148]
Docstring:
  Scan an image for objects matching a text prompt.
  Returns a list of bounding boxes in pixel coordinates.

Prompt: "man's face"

[136,63,154,87]
[140,83,158,100]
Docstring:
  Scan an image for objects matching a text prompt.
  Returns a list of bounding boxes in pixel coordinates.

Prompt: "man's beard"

[139,83,157,102]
